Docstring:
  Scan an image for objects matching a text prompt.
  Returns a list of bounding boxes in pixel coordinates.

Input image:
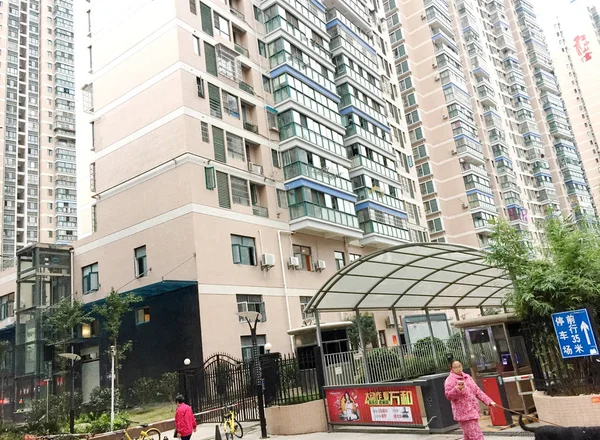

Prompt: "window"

[253,5,263,22]
[271,149,280,168]
[349,253,361,262]
[201,121,210,142]
[134,246,147,277]
[262,75,271,93]
[334,251,345,270]
[82,263,99,294]
[81,320,99,338]
[204,42,218,76]
[0,293,14,321]
[205,166,216,189]
[189,0,197,14]
[231,235,256,265]
[200,2,213,35]
[208,83,222,118]
[226,132,244,161]
[237,294,266,322]
[193,35,201,55]
[216,170,231,207]
[241,334,266,362]
[230,176,250,205]
[300,296,314,320]
[196,76,205,97]
[222,90,240,118]
[277,189,287,208]
[136,307,151,324]
[213,13,230,39]
[258,40,267,57]
[293,245,312,271]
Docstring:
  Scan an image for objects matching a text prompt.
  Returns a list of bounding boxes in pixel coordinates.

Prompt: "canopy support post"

[425,310,440,368]
[315,312,329,386]
[391,308,406,378]
[355,310,371,383]
[454,308,469,364]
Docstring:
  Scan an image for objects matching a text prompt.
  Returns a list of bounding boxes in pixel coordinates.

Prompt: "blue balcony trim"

[431,32,458,49]
[270,64,340,103]
[466,189,494,198]
[564,179,587,186]
[266,105,278,114]
[326,19,376,54]
[310,0,326,12]
[463,26,478,35]
[339,106,391,133]
[534,172,553,178]
[483,109,501,118]
[473,67,489,77]
[355,201,408,219]
[506,203,526,210]
[493,19,509,28]
[513,92,530,100]
[284,178,357,201]
[442,81,471,98]
[522,131,541,138]
[504,55,520,64]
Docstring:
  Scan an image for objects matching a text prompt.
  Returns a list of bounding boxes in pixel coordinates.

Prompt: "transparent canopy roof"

[305,243,512,312]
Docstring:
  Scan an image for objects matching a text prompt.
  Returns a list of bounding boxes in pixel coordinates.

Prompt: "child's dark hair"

[175,394,185,404]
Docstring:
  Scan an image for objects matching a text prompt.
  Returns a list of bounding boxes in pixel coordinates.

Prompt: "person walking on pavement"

[175,394,197,440]
[445,360,497,440]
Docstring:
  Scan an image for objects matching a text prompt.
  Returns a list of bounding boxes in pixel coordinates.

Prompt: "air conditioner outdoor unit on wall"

[261,253,275,270]
[315,260,326,272]
[288,256,300,269]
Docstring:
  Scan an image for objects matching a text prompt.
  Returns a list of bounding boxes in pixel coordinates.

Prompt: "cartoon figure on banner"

[400,407,410,420]
[340,391,360,421]
[574,34,592,62]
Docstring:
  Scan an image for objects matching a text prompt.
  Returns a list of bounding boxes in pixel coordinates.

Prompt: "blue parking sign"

[552,309,599,359]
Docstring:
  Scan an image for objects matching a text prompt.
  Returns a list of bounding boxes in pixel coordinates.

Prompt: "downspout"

[277,230,295,352]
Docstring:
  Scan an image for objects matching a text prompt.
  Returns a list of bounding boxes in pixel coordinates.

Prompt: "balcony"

[339,94,387,127]
[270,51,336,94]
[535,74,559,93]
[234,43,249,58]
[528,52,553,72]
[326,2,371,34]
[284,161,353,193]
[288,201,363,239]
[252,205,268,218]
[230,6,245,20]
[279,122,346,157]
[473,217,494,233]
[461,163,489,179]
[359,221,411,248]
[243,121,259,134]
[537,188,557,204]
[427,6,454,37]
[464,181,493,194]
[355,188,406,213]
[265,16,331,62]
[345,124,394,156]
[469,199,497,214]
[238,81,254,95]
[456,143,485,166]
[477,85,496,106]
[335,63,381,98]
[350,155,398,181]
[329,34,378,74]
[548,122,572,140]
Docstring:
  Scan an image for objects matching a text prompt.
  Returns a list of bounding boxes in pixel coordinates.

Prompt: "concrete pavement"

[187,421,534,440]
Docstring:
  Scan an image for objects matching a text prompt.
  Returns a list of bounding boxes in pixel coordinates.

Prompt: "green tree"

[92,289,141,384]
[347,313,378,350]
[159,372,179,405]
[0,340,10,422]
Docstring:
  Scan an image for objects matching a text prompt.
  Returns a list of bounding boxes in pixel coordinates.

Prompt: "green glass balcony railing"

[280,123,346,157]
[350,155,398,180]
[360,220,410,241]
[335,63,381,96]
[289,202,360,229]
[354,187,406,212]
[284,161,352,192]
[345,124,393,155]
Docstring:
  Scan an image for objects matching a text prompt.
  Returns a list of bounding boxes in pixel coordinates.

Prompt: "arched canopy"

[305,243,512,312]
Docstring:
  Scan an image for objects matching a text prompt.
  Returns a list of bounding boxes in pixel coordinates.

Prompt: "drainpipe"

[277,230,295,352]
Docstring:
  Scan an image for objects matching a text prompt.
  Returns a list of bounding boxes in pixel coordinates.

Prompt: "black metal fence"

[262,348,324,407]
[521,320,600,396]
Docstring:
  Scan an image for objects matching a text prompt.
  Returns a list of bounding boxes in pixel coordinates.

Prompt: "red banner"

[325,385,422,426]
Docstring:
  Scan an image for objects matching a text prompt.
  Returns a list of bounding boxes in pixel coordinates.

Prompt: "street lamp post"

[57,352,81,434]
[110,346,116,432]
[237,311,267,439]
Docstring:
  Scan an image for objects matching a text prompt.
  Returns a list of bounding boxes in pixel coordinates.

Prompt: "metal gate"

[180,353,258,423]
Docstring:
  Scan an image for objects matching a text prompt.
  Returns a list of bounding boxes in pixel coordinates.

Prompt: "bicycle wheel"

[142,427,161,440]
[232,420,243,438]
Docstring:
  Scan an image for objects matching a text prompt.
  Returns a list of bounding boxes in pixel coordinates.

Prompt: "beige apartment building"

[387,0,596,249]
[541,0,600,209]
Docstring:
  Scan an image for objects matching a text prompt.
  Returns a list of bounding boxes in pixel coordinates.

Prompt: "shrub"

[84,386,125,415]
[83,412,129,434]
[159,372,179,404]
[26,391,82,434]
[132,377,161,406]
[279,362,300,389]
[354,348,404,383]
[413,337,446,358]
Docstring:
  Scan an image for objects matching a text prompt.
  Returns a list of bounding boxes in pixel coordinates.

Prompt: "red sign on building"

[574,34,592,62]
[325,385,423,426]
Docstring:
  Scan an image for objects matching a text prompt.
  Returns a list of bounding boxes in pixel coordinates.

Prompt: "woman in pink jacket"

[444,360,496,440]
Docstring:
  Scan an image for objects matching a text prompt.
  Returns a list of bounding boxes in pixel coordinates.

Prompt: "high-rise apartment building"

[387,0,595,249]
[0,0,77,263]
[539,1,600,210]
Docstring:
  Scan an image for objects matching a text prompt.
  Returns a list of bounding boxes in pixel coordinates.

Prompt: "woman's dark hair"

[176,394,185,404]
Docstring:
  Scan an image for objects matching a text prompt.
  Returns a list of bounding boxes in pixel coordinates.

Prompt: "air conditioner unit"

[442,114,448,119]
[451,150,457,155]
[432,62,438,68]
[248,162,263,175]
[434,75,440,81]
[462,203,469,209]
[421,14,427,20]
[385,316,394,328]
[315,260,326,272]
[288,256,300,269]
[261,253,275,270]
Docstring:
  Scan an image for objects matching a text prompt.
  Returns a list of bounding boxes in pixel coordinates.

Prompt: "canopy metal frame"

[305,243,513,385]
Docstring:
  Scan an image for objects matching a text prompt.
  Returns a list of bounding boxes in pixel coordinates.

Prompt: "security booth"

[305,243,516,433]
[453,313,536,414]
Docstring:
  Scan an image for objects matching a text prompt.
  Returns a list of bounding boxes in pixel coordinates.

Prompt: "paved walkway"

[188,421,534,440]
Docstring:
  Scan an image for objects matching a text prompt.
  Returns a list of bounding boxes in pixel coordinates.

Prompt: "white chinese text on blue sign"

[552,309,599,359]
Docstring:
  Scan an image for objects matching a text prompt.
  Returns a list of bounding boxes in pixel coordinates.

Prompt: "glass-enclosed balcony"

[339,94,387,127]
[335,63,381,97]
[284,161,353,192]
[548,121,572,139]
[345,124,394,155]
[461,162,489,179]
[535,73,559,93]
[477,84,496,105]
[360,220,411,244]
[426,5,454,36]
[289,201,360,230]
[329,34,378,74]
[279,122,346,157]
[528,52,553,72]
[269,50,336,94]
[354,188,406,213]
[350,155,398,181]
[265,16,331,62]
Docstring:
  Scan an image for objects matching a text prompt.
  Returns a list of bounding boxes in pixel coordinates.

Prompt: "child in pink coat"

[444,360,496,440]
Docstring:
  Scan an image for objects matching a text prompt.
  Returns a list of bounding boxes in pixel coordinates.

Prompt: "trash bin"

[481,374,513,426]
[415,372,458,433]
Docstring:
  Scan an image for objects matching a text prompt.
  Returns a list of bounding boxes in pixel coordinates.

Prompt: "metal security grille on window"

[226,132,244,160]
[216,44,242,82]
[230,176,250,206]
[232,235,256,265]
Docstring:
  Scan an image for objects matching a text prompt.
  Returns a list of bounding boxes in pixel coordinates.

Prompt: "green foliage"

[92,289,141,381]
[83,386,125,415]
[76,411,129,434]
[347,313,378,350]
[132,377,161,406]
[413,336,446,358]
[486,217,600,319]
[159,372,179,404]
[26,391,82,434]
[354,348,403,383]
[279,362,300,389]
